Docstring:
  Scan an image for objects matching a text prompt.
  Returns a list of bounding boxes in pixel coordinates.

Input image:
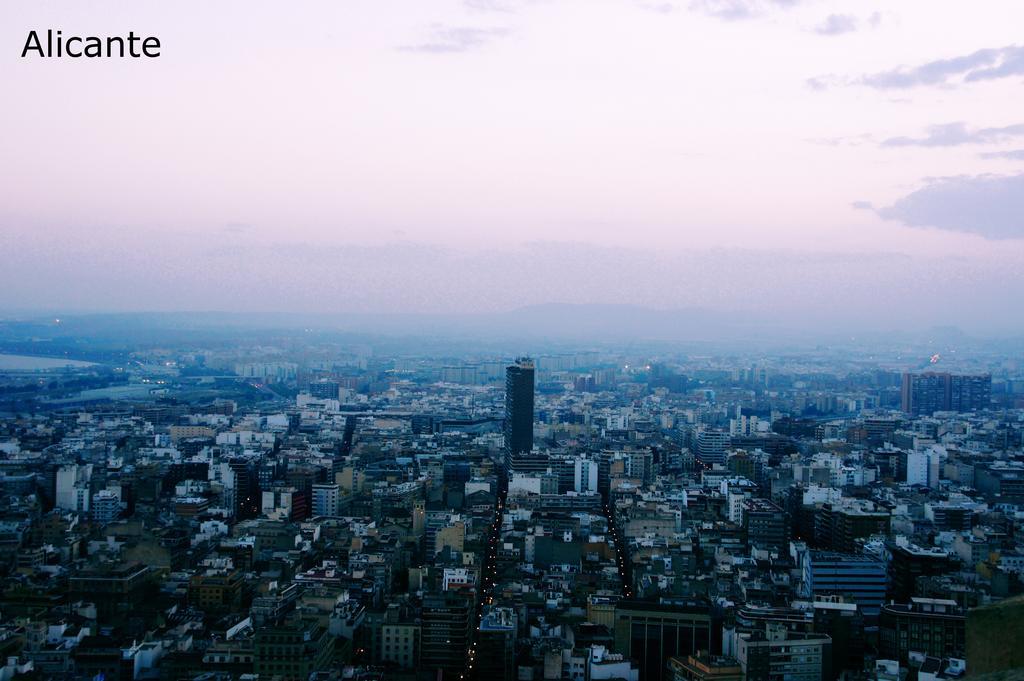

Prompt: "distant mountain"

[0,305,1014,352]
[278,303,789,343]
[478,303,764,341]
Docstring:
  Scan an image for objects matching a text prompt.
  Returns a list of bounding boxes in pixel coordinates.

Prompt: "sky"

[1,1,1023,333]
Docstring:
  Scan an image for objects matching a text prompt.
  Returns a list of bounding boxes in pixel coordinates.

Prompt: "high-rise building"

[227,457,260,520]
[735,623,831,681]
[261,486,307,520]
[904,450,940,488]
[381,614,419,670]
[188,569,244,614]
[56,463,92,513]
[949,373,992,412]
[69,562,150,622]
[743,499,789,554]
[887,543,958,602]
[475,607,518,681]
[695,429,730,467]
[879,598,965,664]
[574,457,599,493]
[901,372,991,416]
[412,498,426,535]
[813,502,890,553]
[308,380,340,399]
[90,489,120,526]
[504,357,535,465]
[810,597,864,678]
[311,483,340,517]
[253,615,333,681]
[420,590,474,679]
[900,372,948,417]
[612,599,714,681]
[799,550,888,619]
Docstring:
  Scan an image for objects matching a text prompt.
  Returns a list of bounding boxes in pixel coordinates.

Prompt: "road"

[603,499,633,599]
[466,471,507,681]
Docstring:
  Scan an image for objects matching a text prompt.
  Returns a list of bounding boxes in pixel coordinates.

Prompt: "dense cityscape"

[6,0,1024,678]
[0,317,1020,681]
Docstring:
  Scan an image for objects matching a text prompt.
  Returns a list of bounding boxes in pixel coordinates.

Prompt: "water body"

[0,353,97,371]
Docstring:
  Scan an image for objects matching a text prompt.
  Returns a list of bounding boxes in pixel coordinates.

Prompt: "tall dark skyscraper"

[504,358,535,461]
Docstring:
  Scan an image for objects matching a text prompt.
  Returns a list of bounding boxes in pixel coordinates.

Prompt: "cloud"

[221,222,252,234]
[851,200,874,210]
[980,149,1024,160]
[464,0,553,13]
[400,26,511,53]
[464,0,517,12]
[688,0,800,22]
[637,1,677,13]
[877,173,1024,239]
[814,14,858,36]
[860,45,1024,89]
[805,76,830,91]
[807,133,874,147]
[882,122,1024,148]
[810,45,1024,91]
[810,12,885,38]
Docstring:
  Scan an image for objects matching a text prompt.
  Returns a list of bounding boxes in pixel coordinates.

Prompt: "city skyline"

[0,332,1019,680]
[3,2,1024,680]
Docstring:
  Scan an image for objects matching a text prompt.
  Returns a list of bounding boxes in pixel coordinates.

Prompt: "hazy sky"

[2,1,1023,332]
